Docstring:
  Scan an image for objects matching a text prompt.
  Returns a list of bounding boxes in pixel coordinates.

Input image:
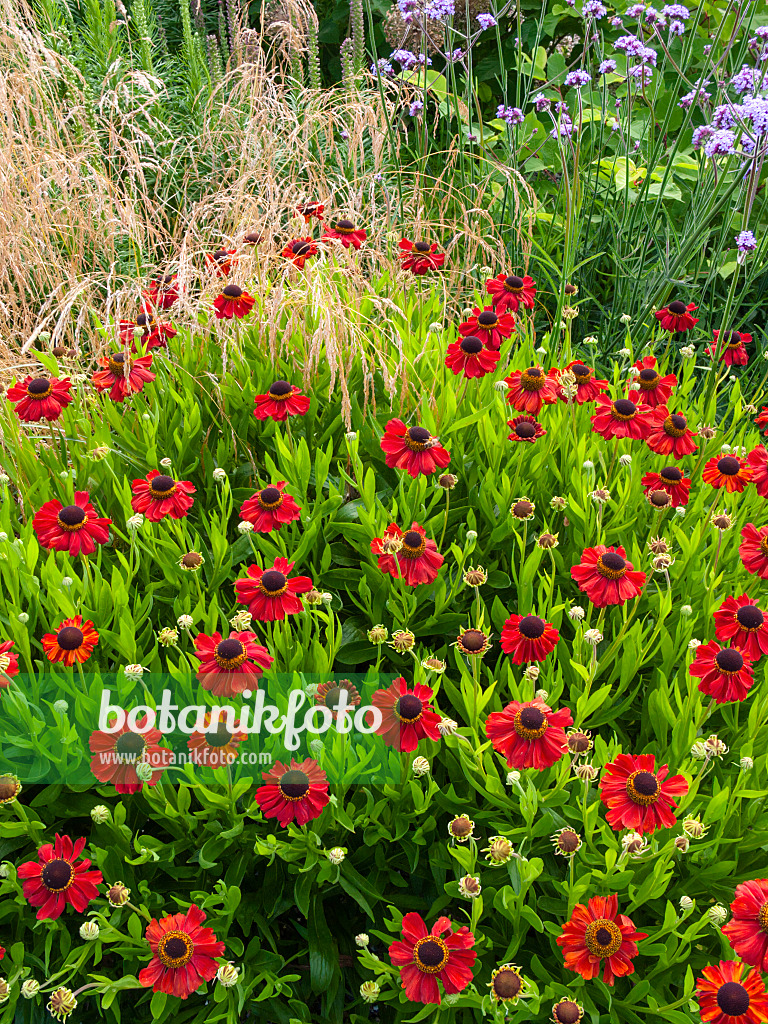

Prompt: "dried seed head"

[388,629,415,653]
[647,536,669,554]
[537,532,559,549]
[463,565,488,586]
[458,874,482,898]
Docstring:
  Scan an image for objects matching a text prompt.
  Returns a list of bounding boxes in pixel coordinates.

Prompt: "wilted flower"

[327,847,346,865]
[711,511,733,531]
[229,609,253,630]
[705,734,728,758]
[157,627,179,647]
[621,831,648,857]
[566,729,593,755]
[178,551,204,572]
[652,553,675,572]
[421,657,446,674]
[551,827,582,856]
[0,979,9,1005]
[690,740,709,759]
[305,590,325,605]
[458,874,482,899]
[483,836,515,865]
[699,423,717,440]
[217,962,239,987]
[511,497,535,520]
[590,488,611,504]
[448,815,475,842]
[107,882,131,907]
[550,495,568,510]
[525,665,541,683]
[360,981,380,1003]
[574,763,598,781]
[682,815,708,839]
[537,532,559,549]
[367,624,388,644]
[80,920,100,940]
[90,805,110,824]
[388,629,416,653]
[647,536,669,554]
[412,756,430,776]
[437,473,458,490]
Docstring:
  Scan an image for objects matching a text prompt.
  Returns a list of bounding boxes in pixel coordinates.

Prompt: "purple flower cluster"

[599,59,617,74]
[565,69,592,88]
[390,50,432,69]
[582,0,607,19]
[476,12,497,28]
[550,111,575,139]
[678,86,711,109]
[496,105,525,125]
[702,129,737,157]
[424,0,455,19]
[730,65,768,95]
[661,2,689,15]
[736,230,758,254]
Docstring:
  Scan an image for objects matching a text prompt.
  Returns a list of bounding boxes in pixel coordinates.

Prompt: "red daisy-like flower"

[398,239,445,275]
[255,757,329,826]
[254,380,311,421]
[710,329,752,366]
[689,640,755,704]
[371,522,443,587]
[599,752,688,834]
[714,595,768,661]
[571,545,646,608]
[560,360,609,404]
[702,455,753,493]
[591,392,651,441]
[205,248,238,276]
[0,640,19,686]
[193,630,274,696]
[240,482,301,532]
[282,237,318,268]
[654,300,698,333]
[389,913,476,1005]
[723,879,768,972]
[372,677,442,752]
[187,712,248,768]
[740,524,768,580]
[41,616,99,667]
[500,614,559,664]
[234,558,313,621]
[747,446,768,498]
[645,407,699,459]
[504,366,560,414]
[444,335,500,379]
[507,415,546,443]
[120,312,177,352]
[6,375,73,423]
[92,352,155,402]
[632,356,677,408]
[17,834,102,920]
[33,492,112,556]
[640,466,692,506]
[485,272,536,315]
[139,904,225,999]
[380,419,451,477]
[89,716,173,794]
[457,306,515,352]
[142,273,180,311]
[696,960,768,1024]
[131,471,196,522]
[485,699,573,770]
[297,201,324,223]
[322,218,367,249]
[556,894,647,986]
[755,408,768,434]
[213,284,255,320]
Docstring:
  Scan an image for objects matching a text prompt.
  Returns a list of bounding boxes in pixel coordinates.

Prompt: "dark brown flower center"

[717,456,741,476]
[460,630,487,652]
[259,487,282,508]
[518,615,546,639]
[136,313,153,328]
[568,732,591,753]
[554,1001,582,1024]
[260,570,287,593]
[725,331,742,347]
[477,311,498,327]
[291,241,312,256]
[333,219,356,232]
[206,723,234,748]
[717,982,750,1017]
[504,275,524,291]
[27,377,52,396]
[556,829,581,853]
[222,283,242,298]
[216,638,245,660]
[450,817,472,837]
[41,858,75,892]
[737,604,764,629]
[612,398,637,419]
[492,969,522,1000]
[413,936,448,972]
[571,363,590,379]
[57,505,87,528]
[715,648,744,673]
[627,770,659,804]
[584,919,622,957]
[244,231,263,244]
[668,300,687,315]
[269,380,293,397]
[512,500,534,518]
[115,731,146,757]
[514,421,537,438]
[408,426,431,444]
[150,475,176,493]
[213,249,230,263]
[460,335,484,354]
[279,769,310,799]
[761,534,768,558]
[660,466,683,482]
[650,490,671,508]
[157,931,194,968]
[758,902,768,932]
[395,694,423,722]
[401,530,426,557]
[521,367,544,391]
[513,705,548,739]
[639,368,659,382]
[57,627,84,650]
[597,551,626,578]
[322,686,343,710]
[413,241,431,253]
[181,552,202,568]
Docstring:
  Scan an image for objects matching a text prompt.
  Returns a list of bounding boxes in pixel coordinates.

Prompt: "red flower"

[89,716,173,793]
[599,752,688,834]
[380,419,450,477]
[239,482,301,532]
[205,248,238,276]
[556,894,647,986]
[193,630,274,696]
[398,239,445,275]
[0,640,19,686]
[445,335,500,379]
[500,614,559,663]
[702,454,753,492]
[504,366,559,414]
[255,757,329,826]
[654,300,698,332]
[92,352,155,402]
[17,834,102,920]
[485,273,536,315]
[485,699,573,770]
[710,329,752,366]
[689,640,755,704]
[591,392,651,441]
[33,492,112,556]
[457,306,515,352]
[696,960,768,1024]
[131,471,195,522]
[234,558,313,621]
[371,522,443,587]
[187,713,248,768]
[632,356,677,407]
[120,312,177,352]
[7,375,73,422]
[641,466,691,506]
[254,381,310,421]
[297,201,324,223]
[571,545,646,608]
[372,677,442,752]
[322,219,367,249]
[755,407,768,434]
[645,407,699,459]
[560,360,608,404]
[41,616,99,666]
[747,446,768,497]
[139,904,225,999]
[142,273,180,311]
[714,595,768,660]
[213,284,255,320]
[389,913,476,1005]
[507,415,546,443]
[282,237,318,268]
[740,524,768,580]
[723,879,768,972]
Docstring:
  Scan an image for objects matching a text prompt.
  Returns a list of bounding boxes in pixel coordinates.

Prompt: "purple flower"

[668,19,685,35]
[409,99,424,116]
[582,0,607,18]
[615,35,647,57]
[703,44,711,55]
[625,3,645,14]
[397,0,419,21]
[476,12,497,28]
[609,15,623,25]
[534,94,551,111]
[730,64,766,95]
[639,45,658,65]
[678,86,710,108]
[496,104,525,125]
[628,65,654,84]
[661,3,689,16]
[565,69,592,87]
[550,112,575,139]
[736,230,758,253]
[371,58,394,76]
[446,47,464,61]
[644,6,667,24]
[756,26,768,39]
[703,128,736,157]
[599,58,617,74]
[390,49,417,67]
[424,0,455,18]
[691,124,714,149]
[742,95,768,135]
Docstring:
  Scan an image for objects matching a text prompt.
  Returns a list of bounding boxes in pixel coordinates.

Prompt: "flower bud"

[177,614,194,629]
[124,664,145,682]
[212,467,227,482]
[80,920,100,941]
[217,962,240,987]
[674,835,690,853]
[53,699,69,714]
[135,762,154,783]
[708,904,727,925]
[458,874,481,899]
[360,981,380,1003]
[90,805,110,824]
[21,978,40,999]
[679,895,694,910]
[327,847,346,865]
[741,756,754,770]
[412,756,430,777]
[47,987,77,1020]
